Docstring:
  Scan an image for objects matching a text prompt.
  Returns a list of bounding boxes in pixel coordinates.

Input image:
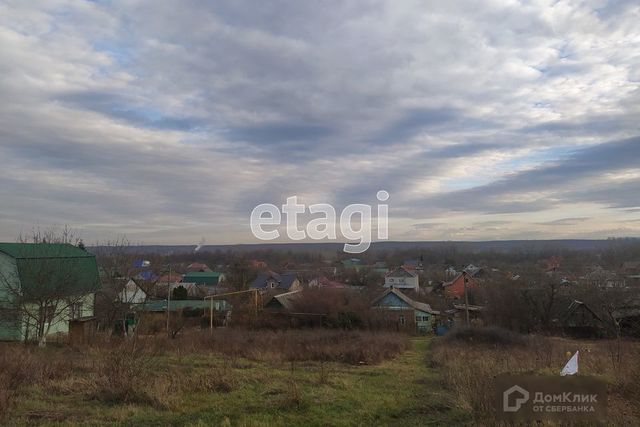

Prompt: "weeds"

[284,378,303,408]
[0,329,409,420]
[194,363,238,393]
[91,341,153,405]
[431,332,640,425]
[443,326,528,346]
[0,346,73,419]
[317,360,330,385]
[140,328,411,365]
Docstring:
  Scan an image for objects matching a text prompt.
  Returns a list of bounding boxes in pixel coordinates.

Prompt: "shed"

[69,317,97,345]
[560,300,608,338]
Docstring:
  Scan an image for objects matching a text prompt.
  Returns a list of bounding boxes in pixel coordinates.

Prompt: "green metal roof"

[182,271,223,286]
[0,243,94,259]
[183,271,222,278]
[138,299,216,312]
[0,243,100,296]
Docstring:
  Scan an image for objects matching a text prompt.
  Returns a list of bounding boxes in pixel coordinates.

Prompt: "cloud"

[0,0,639,244]
[536,217,590,226]
[414,137,640,215]
[57,91,205,131]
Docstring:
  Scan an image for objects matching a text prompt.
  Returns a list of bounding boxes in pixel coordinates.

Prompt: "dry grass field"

[0,330,468,426]
[431,328,640,426]
[2,328,638,426]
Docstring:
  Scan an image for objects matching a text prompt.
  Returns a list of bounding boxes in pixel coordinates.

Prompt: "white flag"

[561,351,579,376]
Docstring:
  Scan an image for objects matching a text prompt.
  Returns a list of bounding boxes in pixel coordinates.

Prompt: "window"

[70,303,83,320]
[399,315,405,325]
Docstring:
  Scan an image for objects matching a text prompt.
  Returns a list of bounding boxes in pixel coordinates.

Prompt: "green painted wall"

[0,253,21,341]
[21,293,96,340]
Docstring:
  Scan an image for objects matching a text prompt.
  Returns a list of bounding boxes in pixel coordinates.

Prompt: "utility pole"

[463,272,470,326]
[166,262,172,335]
[209,297,214,333]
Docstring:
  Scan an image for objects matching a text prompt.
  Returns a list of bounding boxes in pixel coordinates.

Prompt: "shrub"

[172,285,188,300]
[193,364,238,393]
[0,328,411,420]
[0,347,35,419]
[168,329,410,365]
[0,346,74,419]
[443,326,527,346]
[91,341,154,405]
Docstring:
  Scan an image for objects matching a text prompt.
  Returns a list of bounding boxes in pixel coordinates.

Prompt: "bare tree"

[92,237,139,333]
[16,225,81,247]
[523,272,564,332]
[227,257,257,291]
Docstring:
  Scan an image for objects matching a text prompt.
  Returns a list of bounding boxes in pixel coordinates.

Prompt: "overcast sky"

[1,0,639,245]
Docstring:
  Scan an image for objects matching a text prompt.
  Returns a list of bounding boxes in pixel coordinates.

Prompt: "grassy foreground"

[431,330,640,426]
[7,337,468,426]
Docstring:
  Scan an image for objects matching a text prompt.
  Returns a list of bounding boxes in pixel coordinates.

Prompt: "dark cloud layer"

[1,0,639,243]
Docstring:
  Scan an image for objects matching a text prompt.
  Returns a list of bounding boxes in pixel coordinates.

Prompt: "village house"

[384,267,419,291]
[150,272,184,298]
[135,270,156,282]
[95,277,147,337]
[372,261,389,275]
[612,296,640,337]
[154,282,208,299]
[136,299,226,333]
[117,278,147,304]
[443,271,478,299]
[403,259,423,272]
[264,289,303,312]
[580,266,626,289]
[249,259,268,269]
[449,303,485,326]
[186,262,212,272]
[0,243,100,342]
[342,258,363,271]
[250,271,301,293]
[463,264,485,279]
[371,287,439,333]
[621,261,640,275]
[445,266,457,280]
[559,300,609,338]
[308,276,348,289]
[263,290,325,327]
[182,271,225,287]
[156,271,184,284]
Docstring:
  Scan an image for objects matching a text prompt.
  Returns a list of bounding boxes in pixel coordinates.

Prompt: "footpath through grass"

[10,337,469,427]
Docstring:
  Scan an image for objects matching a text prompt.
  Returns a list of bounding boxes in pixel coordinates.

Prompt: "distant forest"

[91,238,640,272]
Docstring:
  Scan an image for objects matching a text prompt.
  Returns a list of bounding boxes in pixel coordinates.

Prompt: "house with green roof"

[182,271,225,287]
[0,243,100,342]
[342,258,363,271]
